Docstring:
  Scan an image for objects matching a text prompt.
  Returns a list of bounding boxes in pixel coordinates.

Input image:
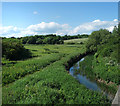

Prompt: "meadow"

[2,40,110,104]
[64,38,88,44]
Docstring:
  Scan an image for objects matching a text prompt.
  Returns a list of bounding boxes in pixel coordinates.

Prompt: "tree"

[36,38,43,44]
[2,40,32,60]
[27,37,37,44]
[86,29,110,52]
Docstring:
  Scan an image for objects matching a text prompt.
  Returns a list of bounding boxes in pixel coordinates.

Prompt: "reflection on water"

[69,57,114,102]
[69,58,101,91]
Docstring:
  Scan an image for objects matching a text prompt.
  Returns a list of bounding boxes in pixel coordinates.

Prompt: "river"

[69,57,115,102]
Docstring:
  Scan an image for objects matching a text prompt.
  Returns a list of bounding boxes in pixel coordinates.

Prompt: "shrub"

[2,40,32,60]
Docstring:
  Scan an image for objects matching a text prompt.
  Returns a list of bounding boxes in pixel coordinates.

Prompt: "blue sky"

[1,2,118,37]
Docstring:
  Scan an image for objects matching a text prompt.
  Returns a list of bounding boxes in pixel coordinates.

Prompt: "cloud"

[33,11,38,15]
[68,19,118,35]
[0,26,22,37]
[0,22,71,37]
[93,19,101,23]
[113,19,118,22]
[26,22,71,34]
[0,19,118,37]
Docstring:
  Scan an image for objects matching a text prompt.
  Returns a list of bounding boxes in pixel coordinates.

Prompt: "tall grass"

[2,39,111,104]
[2,53,64,86]
[3,46,109,104]
[2,44,86,86]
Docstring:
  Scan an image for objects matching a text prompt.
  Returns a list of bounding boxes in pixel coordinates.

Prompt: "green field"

[2,39,110,104]
[64,38,88,44]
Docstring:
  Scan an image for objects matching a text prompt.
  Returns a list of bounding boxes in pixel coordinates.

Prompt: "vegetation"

[64,38,88,44]
[2,24,120,104]
[85,25,120,85]
[78,55,118,95]
[2,34,89,45]
[2,39,31,60]
[2,43,110,104]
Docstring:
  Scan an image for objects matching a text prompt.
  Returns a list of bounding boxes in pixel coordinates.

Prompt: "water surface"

[69,58,101,91]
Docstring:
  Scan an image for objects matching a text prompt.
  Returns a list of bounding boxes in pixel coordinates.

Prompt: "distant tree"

[27,37,37,44]
[43,37,53,44]
[22,37,29,44]
[36,38,43,44]
[11,37,15,39]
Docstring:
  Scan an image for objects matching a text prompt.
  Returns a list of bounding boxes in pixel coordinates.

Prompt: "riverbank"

[67,54,118,102]
[64,51,93,71]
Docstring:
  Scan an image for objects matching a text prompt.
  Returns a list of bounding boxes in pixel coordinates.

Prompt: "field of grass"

[2,44,85,86]
[64,38,88,44]
[2,38,111,104]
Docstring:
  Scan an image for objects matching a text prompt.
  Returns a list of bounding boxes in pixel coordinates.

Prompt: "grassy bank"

[78,54,118,95]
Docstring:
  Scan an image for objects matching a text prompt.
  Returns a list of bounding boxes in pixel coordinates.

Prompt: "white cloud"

[68,19,118,35]
[33,11,38,15]
[93,19,101,23]
[0,19,118,37]
[26,22,71,34]
[0,26,22,37]
[106,26,115,32]
[113,19,118,22]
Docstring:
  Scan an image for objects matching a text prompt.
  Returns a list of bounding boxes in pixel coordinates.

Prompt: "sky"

[1,2,118,37]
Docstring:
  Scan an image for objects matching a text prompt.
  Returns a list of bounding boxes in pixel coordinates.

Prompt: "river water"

[69,57,114,102]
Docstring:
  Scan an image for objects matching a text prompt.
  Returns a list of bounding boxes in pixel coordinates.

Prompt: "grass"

[64,38,88,44]
[2,44,87,86]
[2,54,64,86]
[78,54,118,95]
[2,44,109,104]
[2,38,111,104]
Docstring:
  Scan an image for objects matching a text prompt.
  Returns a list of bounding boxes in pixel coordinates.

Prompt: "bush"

[2,40,32,60]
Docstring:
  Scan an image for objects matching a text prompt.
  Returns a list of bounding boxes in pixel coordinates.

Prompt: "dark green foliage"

[36,38,43,44]
[27,36,37,44]
[19,34,89,45]
[2,39,32,60]
[22,36,29,44]
[21,34,64,44]
[61,34,89,40]
[86,29,110,52]
[85,24,120,85]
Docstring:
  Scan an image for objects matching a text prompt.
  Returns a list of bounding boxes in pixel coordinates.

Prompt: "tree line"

[2,34,89,44]
[2,34,88,60]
